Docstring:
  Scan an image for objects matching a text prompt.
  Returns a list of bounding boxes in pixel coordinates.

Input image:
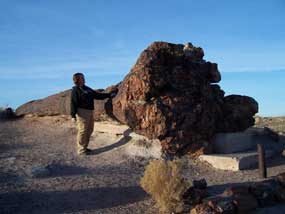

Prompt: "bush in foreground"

[140,159,190,213]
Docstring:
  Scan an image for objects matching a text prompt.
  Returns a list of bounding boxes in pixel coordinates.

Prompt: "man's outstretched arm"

[92,90,111,100]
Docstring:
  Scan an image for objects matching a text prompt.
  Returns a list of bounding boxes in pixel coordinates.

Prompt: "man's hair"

[73,73,84,85]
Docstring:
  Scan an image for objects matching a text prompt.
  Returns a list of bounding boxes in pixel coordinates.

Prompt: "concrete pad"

[211,128,280,154]
[212,132,255,154]
[94,121,130,135]
[125,138,162,159]
[93,121,162,159]
[199,150,274,171]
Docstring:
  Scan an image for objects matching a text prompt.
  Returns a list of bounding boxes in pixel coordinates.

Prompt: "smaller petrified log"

[16,86,118,121]
[249,180,278,207]
[223,185,258,213]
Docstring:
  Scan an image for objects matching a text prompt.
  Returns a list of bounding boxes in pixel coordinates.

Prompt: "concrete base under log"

[199,150,275,171]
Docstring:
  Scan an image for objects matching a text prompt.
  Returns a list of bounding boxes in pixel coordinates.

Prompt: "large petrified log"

[16,87,116,120]
[111,42,258,156]
[16,90,72,116]
[16,41,258,156]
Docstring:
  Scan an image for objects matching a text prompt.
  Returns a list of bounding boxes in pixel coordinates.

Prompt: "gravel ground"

[1,115,285,214]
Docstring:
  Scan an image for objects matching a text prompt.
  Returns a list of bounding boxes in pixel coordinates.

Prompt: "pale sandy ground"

[1,115,285,214]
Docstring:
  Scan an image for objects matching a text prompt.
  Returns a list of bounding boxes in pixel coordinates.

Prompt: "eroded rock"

[112,42,258,156]
[16,41,258,156]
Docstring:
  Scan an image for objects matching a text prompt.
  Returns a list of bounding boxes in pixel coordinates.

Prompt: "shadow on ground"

[32,163,91,179]
[91,129,132,155]
[266,156,285,168]
[0,185,147,214]
[0,144,31,155]
[0,171,23,184]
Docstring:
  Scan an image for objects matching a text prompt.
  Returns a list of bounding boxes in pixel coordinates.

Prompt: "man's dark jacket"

[70,85,111,118]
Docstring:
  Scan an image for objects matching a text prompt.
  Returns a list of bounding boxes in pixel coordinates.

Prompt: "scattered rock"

[190,203,218,214]
[223,185,258,213]
[249,180,278,207]
[207,195,236,213]
[188,175,285,213]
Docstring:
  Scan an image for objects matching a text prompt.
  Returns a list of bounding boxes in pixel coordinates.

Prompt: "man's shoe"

[85,148,92,153]
[78,148,92,156]
[78,151,89,156]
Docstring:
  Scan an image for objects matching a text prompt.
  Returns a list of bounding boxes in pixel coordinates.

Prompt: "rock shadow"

[90,128,132,155]
[0,185,147,214]
[0,171,22,184]
[0,144,31,155]
[32,163,91,179]
[266,156,285,168]
[207,181,254,195]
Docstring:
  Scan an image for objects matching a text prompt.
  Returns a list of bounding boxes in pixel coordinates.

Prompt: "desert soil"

[1,115,285,214]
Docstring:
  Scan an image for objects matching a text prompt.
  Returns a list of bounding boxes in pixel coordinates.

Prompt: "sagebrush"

[140,159,190,213]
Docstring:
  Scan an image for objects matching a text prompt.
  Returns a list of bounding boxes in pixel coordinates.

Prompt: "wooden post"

[257,143,267,178]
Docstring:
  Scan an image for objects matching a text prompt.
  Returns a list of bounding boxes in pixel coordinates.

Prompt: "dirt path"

[0,116,157,214]
[1,116,285,214]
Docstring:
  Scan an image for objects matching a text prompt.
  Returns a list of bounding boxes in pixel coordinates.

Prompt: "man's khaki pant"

[76,108,94,154]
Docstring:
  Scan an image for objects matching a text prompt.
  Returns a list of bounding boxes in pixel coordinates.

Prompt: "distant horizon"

[2,69,285,118]
[1,1,284,117]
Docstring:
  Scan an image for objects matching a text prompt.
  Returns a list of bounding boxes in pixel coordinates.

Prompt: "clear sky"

[0,0,284,116]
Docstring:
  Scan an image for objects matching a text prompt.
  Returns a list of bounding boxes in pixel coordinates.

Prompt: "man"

[70,73,117,155]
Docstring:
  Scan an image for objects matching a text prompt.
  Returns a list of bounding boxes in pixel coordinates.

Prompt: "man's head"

[73,73,85,86]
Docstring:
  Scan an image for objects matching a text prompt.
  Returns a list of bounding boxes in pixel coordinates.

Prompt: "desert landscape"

[1,42,285,214]
[1,114,285,214]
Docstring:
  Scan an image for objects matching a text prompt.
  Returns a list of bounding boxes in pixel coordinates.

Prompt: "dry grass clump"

[140,159,190,213]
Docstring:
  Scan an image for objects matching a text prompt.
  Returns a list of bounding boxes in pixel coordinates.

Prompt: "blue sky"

[0,0,284,116]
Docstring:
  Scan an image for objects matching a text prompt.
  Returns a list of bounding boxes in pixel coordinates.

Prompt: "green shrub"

[140,159,190,213]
